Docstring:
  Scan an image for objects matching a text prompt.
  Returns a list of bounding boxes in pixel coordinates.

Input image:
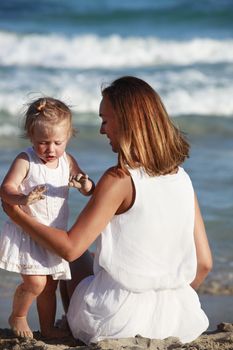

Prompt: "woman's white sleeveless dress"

[0,147,71,280]
[67,167,208,343]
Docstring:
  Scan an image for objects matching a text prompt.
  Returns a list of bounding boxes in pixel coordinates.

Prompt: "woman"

[2,76,212,344]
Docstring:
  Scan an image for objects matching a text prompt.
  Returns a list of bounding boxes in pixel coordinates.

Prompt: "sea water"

[0,0,233,329]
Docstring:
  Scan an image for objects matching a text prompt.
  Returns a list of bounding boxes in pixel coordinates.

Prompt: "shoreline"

[1,323,233,350]
[199,294,233,331]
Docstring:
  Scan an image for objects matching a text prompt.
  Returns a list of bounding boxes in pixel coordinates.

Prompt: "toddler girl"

[0,97,94,339]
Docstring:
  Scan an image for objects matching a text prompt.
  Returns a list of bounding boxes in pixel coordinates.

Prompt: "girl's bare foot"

[8,315,33,338]
[41,326,71,339]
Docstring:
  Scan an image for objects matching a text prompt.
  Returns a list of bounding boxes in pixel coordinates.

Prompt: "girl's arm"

[2,168,132,261]
[190,193,213,290]
[0,153,30,205]
[67,153,95,196]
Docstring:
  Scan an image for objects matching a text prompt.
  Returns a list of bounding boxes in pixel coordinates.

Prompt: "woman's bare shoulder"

[90,167,132,212]
[99,166,131,187]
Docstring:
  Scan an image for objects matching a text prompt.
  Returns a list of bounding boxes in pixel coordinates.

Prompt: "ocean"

[0,0,233,330]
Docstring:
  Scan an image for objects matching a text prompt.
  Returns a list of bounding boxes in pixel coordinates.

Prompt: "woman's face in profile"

[99,96,119,153]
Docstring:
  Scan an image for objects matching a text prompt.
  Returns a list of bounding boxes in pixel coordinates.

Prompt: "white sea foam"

[1,32,233,68]
[165,86,233,116]
[0,68,233,124]
[0,38,233,130]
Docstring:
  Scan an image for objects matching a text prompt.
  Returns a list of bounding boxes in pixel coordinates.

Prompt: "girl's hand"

[24,185,47,205]
[69,174,93,195]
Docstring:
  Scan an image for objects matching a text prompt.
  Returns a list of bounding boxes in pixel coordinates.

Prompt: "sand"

[1,323,233,350]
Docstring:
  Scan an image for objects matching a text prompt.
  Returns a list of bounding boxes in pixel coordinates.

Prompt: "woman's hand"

[190,193,212,290]
[1,200,21,222]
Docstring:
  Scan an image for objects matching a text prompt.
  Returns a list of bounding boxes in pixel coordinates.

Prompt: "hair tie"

[37,99,46,112]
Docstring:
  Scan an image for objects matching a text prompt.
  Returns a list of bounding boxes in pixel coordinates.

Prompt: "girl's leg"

[37,276,70,338]
[9,274,47,338]
[60,250,93,313]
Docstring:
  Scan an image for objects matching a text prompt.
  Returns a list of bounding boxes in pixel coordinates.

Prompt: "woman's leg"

[37,276,69,338]
[36,276,57,337]
[60,251,93,313]
[9,274,47,338]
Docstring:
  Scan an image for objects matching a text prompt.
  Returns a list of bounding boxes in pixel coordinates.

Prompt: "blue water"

[0,0,233,329]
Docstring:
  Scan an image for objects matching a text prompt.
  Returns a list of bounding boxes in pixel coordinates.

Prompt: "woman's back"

[95,167,196,292]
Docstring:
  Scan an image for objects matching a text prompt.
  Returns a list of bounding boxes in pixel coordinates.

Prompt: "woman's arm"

[2,169,132,261]
[190,193,213,290]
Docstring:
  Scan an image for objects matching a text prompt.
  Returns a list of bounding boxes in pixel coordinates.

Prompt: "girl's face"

[99,96,119,153]
[30,121,70,167]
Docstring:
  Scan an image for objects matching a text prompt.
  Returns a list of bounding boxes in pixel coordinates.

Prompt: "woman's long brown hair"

[102,76,189,176]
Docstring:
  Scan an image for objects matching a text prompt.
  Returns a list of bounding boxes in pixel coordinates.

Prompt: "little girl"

[0,97,94,339]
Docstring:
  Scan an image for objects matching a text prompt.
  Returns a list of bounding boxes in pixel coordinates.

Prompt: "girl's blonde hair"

[24,97,76,138]
[102,76,189,176]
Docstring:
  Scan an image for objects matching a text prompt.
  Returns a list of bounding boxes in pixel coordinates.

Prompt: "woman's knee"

[70,250,93,281]
[42,276,58,295]
[67,251,93,298]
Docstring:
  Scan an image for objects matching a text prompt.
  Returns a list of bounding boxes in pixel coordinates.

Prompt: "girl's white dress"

[67,167,209,344]
[0,147,71,280]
